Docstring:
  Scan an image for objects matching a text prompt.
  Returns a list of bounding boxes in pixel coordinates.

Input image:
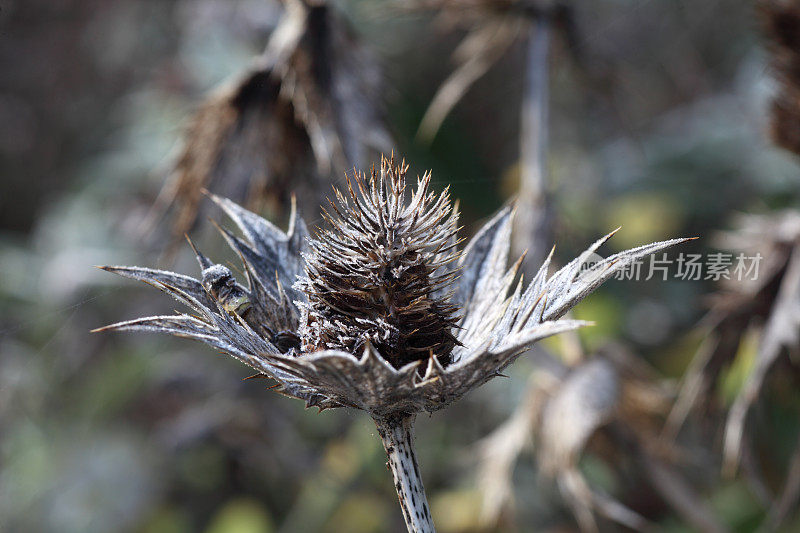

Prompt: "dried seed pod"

[297,156,462,368]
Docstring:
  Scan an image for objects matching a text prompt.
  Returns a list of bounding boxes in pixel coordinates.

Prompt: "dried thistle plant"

[98,156,686,532]
[153,0,390,249]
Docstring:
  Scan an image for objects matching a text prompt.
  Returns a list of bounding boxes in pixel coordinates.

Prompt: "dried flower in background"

[761,0,800,157]
[152,0,391,250]
[98,155,685,532]
[476,341,725,532]
[662,211,800,530]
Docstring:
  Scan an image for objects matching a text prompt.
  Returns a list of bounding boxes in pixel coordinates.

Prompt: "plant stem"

[516,15,552,271]
[374,415,435,533]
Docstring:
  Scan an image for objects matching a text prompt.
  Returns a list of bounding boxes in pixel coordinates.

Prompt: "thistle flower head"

[98,156,688,418]
[297,157,460,368]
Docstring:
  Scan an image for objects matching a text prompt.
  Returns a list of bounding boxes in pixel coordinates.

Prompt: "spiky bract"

[297,157,460,368]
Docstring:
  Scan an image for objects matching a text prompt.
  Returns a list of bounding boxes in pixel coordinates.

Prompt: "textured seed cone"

[297,156,462,369]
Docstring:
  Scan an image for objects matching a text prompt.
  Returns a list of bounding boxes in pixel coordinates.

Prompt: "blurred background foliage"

[1,0,799,532]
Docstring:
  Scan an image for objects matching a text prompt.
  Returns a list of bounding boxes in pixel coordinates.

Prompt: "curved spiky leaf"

[454,204,514,310]
[209,191,308,302]
[100,266,216,310]
[433,320,588,410]
[97,312,275,372]
[543,236,691,322]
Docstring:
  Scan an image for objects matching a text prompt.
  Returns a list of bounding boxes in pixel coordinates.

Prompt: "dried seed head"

[297,156,461,369]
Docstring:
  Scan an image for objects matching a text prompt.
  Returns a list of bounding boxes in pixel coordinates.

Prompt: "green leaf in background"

[571,292,624,352]
[324,492,390,533]
[430,489,483,533]
[141,507,192,533]
[718,326,758,406]
[604,192,684,251]
[205,499,274,533]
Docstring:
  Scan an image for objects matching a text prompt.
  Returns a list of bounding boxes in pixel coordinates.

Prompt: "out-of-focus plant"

[98,155,685,532]
[404,0,562,144]
[476,339,728,532]
[152,0,391,252]
[404,0,570,269]
[659,211,800,531]
[653,5,800,529]
[762,0,800,158]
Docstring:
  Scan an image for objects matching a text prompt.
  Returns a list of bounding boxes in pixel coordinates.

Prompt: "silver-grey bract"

[98,156,688,419]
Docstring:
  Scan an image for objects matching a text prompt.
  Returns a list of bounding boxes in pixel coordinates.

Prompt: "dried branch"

[516,14,553,273]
